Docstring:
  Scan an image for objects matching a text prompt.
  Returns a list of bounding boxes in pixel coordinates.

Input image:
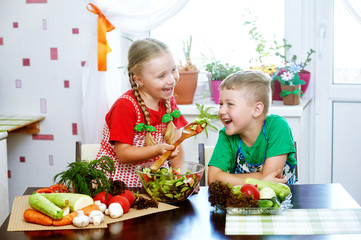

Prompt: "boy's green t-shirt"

[208,114,296,173]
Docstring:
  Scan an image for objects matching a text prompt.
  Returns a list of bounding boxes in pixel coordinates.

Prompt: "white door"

[315,0,361,204]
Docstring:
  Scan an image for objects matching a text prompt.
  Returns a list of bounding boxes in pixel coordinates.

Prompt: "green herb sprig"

[53,156,115,197]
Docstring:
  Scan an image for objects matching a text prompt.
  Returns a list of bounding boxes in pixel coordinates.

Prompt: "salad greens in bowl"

[136,161,205,203]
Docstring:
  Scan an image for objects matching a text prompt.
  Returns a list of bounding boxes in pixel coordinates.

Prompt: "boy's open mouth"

[223,119,232,125]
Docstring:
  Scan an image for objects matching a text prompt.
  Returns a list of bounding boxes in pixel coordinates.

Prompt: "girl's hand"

[168,145,180,160]
[262,169,287,184]
[157,143,175,155]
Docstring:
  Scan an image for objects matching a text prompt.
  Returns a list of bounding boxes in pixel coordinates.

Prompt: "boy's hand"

[262,169,287,184]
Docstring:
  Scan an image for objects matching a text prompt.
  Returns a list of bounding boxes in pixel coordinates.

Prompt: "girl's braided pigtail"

[163,99,176,145]
[129,73,156,146]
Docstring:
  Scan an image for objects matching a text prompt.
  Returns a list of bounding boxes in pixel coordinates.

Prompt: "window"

[334,0,361,84]
[151,0,285,71]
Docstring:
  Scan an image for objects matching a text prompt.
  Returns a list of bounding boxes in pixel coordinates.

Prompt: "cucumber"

[271,196,281,209]
[39,193,94,212]
[258,199,273,208]
[40,193,69,208]
[245,178,290,201]
[29,193,63,220]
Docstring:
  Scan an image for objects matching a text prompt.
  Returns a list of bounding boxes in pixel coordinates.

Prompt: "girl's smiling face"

[218,88,256,136]
[135,52,179,106]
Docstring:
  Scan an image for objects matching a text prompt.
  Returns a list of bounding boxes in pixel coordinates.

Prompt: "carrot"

[52,204,99,226]
[35,187,54,193]
[24,209,53,226]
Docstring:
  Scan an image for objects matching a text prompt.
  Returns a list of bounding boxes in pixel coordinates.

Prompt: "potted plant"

[273,63,306,105]
[272,39,316,100]
[174,36,199,105]
[242,10,315,101]
[205,61,242,104]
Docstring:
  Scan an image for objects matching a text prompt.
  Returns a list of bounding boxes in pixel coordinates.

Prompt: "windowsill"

[178,98,312,117]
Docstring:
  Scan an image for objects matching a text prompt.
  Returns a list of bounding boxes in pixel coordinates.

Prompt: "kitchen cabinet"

[0,132,9,225]
[178,98,312,184]
[0,115,45,225]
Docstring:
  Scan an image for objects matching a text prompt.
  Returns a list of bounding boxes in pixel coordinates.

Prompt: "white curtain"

[82,0,190,143]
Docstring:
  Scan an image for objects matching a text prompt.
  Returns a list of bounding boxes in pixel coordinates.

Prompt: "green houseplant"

[272,39,315,102]
[205,61,242,104]
[174,36,199,105]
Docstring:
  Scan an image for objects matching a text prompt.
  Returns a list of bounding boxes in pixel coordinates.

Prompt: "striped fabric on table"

[226,208,361,235]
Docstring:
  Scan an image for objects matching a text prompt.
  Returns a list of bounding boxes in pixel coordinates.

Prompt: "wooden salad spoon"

[150,122,205,171]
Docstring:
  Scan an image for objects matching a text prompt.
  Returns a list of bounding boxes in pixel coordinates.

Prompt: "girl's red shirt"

[106,90,188,145]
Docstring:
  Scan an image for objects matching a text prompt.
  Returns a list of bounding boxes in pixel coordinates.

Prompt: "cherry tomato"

[195,125,203,133]
[93,191,113,205]
[240,184,260,200]
[120,190,136,207]
[142,173,150,182]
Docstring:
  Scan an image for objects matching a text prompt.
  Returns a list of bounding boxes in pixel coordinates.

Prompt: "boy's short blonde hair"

[219,70,272,115]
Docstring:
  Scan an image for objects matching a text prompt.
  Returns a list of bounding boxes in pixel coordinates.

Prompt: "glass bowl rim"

[135,161,205,177]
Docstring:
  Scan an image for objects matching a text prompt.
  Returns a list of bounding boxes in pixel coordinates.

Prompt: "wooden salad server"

[150,122,205,171]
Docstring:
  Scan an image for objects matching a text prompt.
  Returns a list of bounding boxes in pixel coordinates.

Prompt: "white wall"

[0,0,94,208]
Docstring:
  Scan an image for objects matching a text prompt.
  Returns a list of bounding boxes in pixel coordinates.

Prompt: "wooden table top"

[1,183,360,240]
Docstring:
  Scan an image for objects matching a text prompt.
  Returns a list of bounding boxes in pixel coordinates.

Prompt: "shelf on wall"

[0,115,45,134]
[178,98,312,117]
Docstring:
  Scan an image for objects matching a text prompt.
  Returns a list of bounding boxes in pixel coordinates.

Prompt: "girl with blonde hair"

[97,38,188,187]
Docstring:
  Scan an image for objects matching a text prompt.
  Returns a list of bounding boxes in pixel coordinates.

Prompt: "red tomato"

[93,191,113,204]
[240,184,260,200]
[142,173,150,182]
[107,195,130,213]
[195,125,203,133]
[120,190,136,207]
[172,169,180,175]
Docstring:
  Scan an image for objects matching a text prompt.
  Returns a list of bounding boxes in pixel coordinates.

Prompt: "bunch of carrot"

[24,204,99,226]
[35,184,69,194]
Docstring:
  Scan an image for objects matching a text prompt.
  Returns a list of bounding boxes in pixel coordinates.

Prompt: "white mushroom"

[72,210,90,227]
[88,210,104,225]
[94,200,107,213]
[106,203,123,218]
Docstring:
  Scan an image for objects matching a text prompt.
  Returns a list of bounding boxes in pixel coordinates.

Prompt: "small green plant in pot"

[205,61,242,104]
[174,36,199,105]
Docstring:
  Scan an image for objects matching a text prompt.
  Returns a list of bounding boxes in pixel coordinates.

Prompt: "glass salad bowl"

[136,161,205,203]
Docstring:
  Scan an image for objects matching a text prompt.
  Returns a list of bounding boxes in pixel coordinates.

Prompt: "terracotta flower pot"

[174,70,199,105]
[280,84,302,105]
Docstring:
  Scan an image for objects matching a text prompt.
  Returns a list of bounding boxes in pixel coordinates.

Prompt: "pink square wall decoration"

[72,123,78,135]
[32,134,54,140]
[43,19,47,30]
[13,22,18,28]
[20,156,25,163]
[26,0,47,3]
[15,79,22,88]
[50,48,58,60]
[23,58,30,66]
[0,37,3,45]
[40,98,46,113]
[72,28,79,34]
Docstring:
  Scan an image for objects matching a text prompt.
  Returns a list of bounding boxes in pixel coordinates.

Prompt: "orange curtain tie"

[87,3,115,71]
